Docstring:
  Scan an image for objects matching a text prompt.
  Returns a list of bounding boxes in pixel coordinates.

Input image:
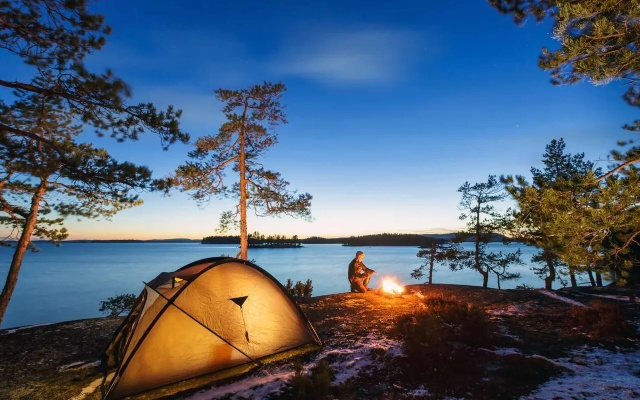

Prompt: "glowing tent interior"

[101,257,322,399]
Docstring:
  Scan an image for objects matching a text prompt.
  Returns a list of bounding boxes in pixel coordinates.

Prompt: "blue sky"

[25,0,638,239]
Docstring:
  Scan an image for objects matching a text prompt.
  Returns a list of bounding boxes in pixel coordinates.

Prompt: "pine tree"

[453,175,522,288]
[503,138,609,288]
[0,1,188,326]
[169,82,312,260]
[413,242,462,284]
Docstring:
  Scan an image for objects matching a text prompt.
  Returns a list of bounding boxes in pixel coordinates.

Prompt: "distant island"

[202,233,303,248]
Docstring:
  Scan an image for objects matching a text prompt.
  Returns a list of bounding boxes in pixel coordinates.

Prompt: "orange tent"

[101,257,321,399]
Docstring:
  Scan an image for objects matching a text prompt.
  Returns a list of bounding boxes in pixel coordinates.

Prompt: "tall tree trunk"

[0,181,45,326]
[238,128,248,260]
[497,274,501,290]
[544,251,555,290]
[481,266,488,288]
[595,271,603,287]
[428,244,435,284]
[475,204,489,288]
[569,266,577,288]
[587,270,596,286]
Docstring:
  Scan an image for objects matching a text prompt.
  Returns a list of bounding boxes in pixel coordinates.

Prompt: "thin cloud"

[86,28,250,87]
[274,28,421,85]
[128,86,225,134]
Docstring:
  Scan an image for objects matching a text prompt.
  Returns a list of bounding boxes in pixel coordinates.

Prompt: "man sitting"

[348,251,376,293]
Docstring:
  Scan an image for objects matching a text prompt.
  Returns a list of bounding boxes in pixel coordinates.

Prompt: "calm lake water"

[1,242,555,329]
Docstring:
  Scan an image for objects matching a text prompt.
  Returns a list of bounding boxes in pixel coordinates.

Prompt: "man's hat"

[356,251,364,256]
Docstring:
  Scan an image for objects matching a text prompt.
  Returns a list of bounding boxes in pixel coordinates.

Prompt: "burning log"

[380,278,405,298]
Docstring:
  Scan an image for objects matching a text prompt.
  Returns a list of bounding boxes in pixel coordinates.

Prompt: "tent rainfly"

[101,257,322,399]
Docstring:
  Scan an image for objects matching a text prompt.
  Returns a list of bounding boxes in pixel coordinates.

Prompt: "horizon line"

[54,230,462,242]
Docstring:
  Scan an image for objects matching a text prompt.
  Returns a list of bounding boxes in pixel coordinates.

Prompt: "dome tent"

[101,257,321,399]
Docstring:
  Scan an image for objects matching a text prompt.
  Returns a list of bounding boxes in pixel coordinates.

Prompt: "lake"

[0,241,558,329]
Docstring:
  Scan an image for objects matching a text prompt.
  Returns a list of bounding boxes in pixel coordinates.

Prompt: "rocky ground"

[1,284,639,400]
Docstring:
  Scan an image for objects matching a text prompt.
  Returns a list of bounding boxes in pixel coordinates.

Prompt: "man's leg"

[351,279,367,293]
[363,273,372,289]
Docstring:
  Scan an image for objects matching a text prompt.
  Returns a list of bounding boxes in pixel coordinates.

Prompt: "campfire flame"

[381,279,404,295]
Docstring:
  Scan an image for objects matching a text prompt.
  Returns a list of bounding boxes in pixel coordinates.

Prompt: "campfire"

[381,278,404,296]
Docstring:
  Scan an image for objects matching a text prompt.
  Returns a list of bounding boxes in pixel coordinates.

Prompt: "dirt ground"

[1,284,639,399]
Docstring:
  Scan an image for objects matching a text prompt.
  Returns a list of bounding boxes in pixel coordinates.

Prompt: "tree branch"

[596,158,640,181]
[615,229,640,255]
[0,121,65,155]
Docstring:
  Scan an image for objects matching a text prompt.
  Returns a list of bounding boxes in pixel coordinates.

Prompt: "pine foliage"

[504,138,640,286]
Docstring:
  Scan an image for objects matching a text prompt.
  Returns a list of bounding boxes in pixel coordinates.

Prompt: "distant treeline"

[340,233,440,247]
[201,233,479,247]
[201,236,240,244]
[58,233,510,246]
[321,233,511,246]
[300,236,344,244]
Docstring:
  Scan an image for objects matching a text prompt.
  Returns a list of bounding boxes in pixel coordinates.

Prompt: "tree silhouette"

[453,176,521,288]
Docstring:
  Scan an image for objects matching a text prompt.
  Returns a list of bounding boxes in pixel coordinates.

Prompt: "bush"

[515,284,533,289]
[288,359,333,400]
[570,300,631,339]
[285,278,313,300]
[303,279,313,298]
[99,293,137,316]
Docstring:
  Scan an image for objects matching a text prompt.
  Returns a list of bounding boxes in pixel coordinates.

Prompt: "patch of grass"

[392,295,491,384]
[570,300,633,339]
[515,284,534,289]
[332,379,359,400]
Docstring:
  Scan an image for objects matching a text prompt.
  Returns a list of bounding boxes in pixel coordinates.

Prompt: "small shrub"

[295,281,305,298]
[288,359,333,400]
[570,300,631,339]
[285,278,313,300]
[285,279,294,295]
[99,293,137,316]
[303,279,313,298]
[515,284,533,289]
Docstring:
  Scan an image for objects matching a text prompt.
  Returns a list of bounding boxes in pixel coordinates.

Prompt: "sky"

[8,0,639,240]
